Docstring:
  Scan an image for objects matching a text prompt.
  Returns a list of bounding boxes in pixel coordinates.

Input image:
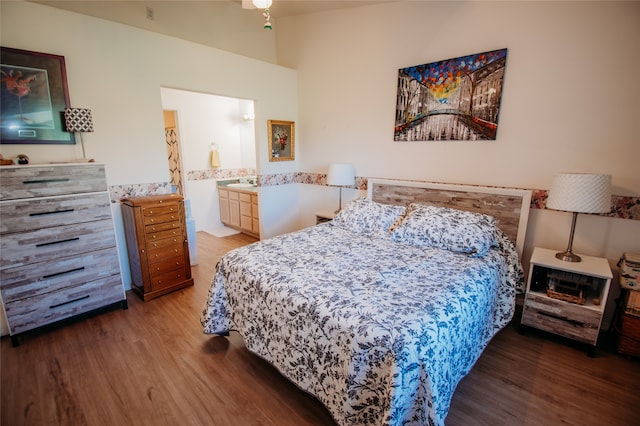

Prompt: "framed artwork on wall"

[268,119,295,161]
[394,48,508,142]
[0,47,75,145]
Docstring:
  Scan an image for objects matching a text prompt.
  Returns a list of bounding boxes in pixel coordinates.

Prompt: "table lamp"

[326,163,355,213]
[546,173,611,262]
[64,108,94,160]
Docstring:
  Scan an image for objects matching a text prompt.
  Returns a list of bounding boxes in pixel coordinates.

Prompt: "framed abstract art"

[394,48,508,142]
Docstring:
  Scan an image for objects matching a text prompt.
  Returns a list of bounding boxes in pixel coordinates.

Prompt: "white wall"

[277,1,639,255]
[1,2,298,288]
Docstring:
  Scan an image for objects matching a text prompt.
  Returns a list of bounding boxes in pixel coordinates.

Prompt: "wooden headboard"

[367,179,532,257]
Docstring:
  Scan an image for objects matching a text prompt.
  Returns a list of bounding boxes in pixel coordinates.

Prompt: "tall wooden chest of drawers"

[121,194,193,301]
[0,163,127,346]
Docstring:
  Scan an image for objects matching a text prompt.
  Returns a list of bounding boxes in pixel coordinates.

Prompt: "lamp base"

[555,250,582,262]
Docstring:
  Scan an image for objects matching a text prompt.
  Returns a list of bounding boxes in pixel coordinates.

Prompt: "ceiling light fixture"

[252,0,273,29]
[252,0,272,8]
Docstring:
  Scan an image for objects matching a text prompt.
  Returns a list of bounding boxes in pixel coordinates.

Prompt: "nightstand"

[315,210,337,224]
[520,247,612,356]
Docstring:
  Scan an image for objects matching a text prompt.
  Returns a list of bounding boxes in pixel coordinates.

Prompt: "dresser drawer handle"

[30,208,75,217]
[23,178,70,184]
[43,266,85,279]
[36,237,80,247]
[49,294,90,309]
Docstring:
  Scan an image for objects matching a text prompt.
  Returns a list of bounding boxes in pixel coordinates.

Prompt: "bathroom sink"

[226,183,254,188]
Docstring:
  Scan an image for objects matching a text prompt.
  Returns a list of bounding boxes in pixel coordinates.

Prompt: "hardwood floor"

[2,231,639,425]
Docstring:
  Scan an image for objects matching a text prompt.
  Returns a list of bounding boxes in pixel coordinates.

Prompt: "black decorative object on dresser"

[0,163,127,346]
[120,194,193,301]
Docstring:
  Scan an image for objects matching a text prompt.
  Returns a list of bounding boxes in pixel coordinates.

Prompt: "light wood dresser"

[120,194,193,301]
[0,163,127,346]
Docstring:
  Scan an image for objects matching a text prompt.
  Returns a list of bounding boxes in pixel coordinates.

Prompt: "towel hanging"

[209,143,220,169]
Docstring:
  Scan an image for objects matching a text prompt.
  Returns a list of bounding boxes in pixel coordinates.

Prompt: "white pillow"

[390,203,498,256]
[332,198,406,237]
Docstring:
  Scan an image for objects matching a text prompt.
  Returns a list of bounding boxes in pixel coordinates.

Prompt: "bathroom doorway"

[160,87,256,236]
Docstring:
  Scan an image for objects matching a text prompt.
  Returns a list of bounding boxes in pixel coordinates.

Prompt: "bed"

[201,179,532,426]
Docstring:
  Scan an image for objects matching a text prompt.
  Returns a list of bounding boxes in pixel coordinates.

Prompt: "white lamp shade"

[546,173,611,214]
[326,163,355,186]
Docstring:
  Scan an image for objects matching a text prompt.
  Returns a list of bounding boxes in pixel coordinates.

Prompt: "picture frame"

[268,119,295,161]
[394,48,508,142]
[1,47,75,145]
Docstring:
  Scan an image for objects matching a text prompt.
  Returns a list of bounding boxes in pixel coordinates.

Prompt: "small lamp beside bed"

[546,172,611,262]
[326,162,355,213]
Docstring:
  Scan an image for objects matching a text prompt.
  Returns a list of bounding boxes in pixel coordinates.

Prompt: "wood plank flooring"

[2,231,639,425]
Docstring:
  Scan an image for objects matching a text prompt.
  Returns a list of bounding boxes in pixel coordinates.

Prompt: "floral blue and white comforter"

[201,222,522,426]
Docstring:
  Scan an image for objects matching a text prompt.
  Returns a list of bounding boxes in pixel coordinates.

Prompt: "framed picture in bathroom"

[268,119,295,161]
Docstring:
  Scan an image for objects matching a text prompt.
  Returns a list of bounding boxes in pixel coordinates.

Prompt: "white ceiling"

[31,0,399,20]
[239,0,398,18]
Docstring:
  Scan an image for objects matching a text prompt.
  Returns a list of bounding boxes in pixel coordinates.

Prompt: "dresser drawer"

[0,164,107,201]
[3,275,124,335]
[148,243,184,264]
[143,212,181,226]
[0,193,112,234]
[0,248,121,303]
[151,268,190,291]
[522,292,601,344]
[149,255,186,277]
[0,219,117,269]
[146,220,181,234]
[145,227,183,242]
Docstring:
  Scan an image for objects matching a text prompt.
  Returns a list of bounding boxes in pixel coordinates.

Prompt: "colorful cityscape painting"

[394,48,508,141]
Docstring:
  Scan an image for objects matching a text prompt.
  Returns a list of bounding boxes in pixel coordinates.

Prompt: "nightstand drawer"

[3,275,124,335]
[0,193,112,234]
[0,247,121,302]
[522,292,600,344]
[0,164,107,201]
